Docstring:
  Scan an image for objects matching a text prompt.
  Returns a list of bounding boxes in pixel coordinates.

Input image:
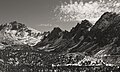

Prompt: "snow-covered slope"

[0,21,44,46]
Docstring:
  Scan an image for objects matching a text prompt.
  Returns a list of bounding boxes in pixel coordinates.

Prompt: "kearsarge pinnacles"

[1,12,120,72]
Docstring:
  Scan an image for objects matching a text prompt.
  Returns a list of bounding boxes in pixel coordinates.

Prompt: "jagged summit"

[35,12,120,55]
[47,27,62,41]
[0,21,27,31]
[0,21,44,46]
[91,12,118,31]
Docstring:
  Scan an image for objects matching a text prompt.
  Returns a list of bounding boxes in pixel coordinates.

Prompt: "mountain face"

[1,12,120,71]
[35,12,120,63]
[33,12,120,56]
[0,21,44,46]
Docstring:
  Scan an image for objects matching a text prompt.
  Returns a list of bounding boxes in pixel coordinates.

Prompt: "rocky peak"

[69,20,92,43]
[91,12,118,32]
[0,21,44,46]
[47,27,62,41]
[70,20,92,35]
[10,21,27,31]
[0,21,27,31]
[87,12,120,45]
[80,20,92,29]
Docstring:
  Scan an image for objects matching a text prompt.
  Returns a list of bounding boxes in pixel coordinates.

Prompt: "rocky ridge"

[0,12,120,72]
[0,21,44,46]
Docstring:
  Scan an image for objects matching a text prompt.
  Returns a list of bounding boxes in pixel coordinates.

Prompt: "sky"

[0,0,77,32]
[0,0,119,32]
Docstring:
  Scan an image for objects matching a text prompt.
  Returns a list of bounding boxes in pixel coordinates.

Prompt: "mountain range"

[35,12,120,56]
[0,12,120,71]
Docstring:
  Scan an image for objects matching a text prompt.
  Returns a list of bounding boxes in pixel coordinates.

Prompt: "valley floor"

[1,66,120,72]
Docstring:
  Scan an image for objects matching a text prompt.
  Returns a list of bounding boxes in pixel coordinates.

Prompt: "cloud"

[38,24,52,27]
[54,0,120,24]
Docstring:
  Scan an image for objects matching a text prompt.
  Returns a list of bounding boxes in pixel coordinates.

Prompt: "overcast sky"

[0,0,116,32]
